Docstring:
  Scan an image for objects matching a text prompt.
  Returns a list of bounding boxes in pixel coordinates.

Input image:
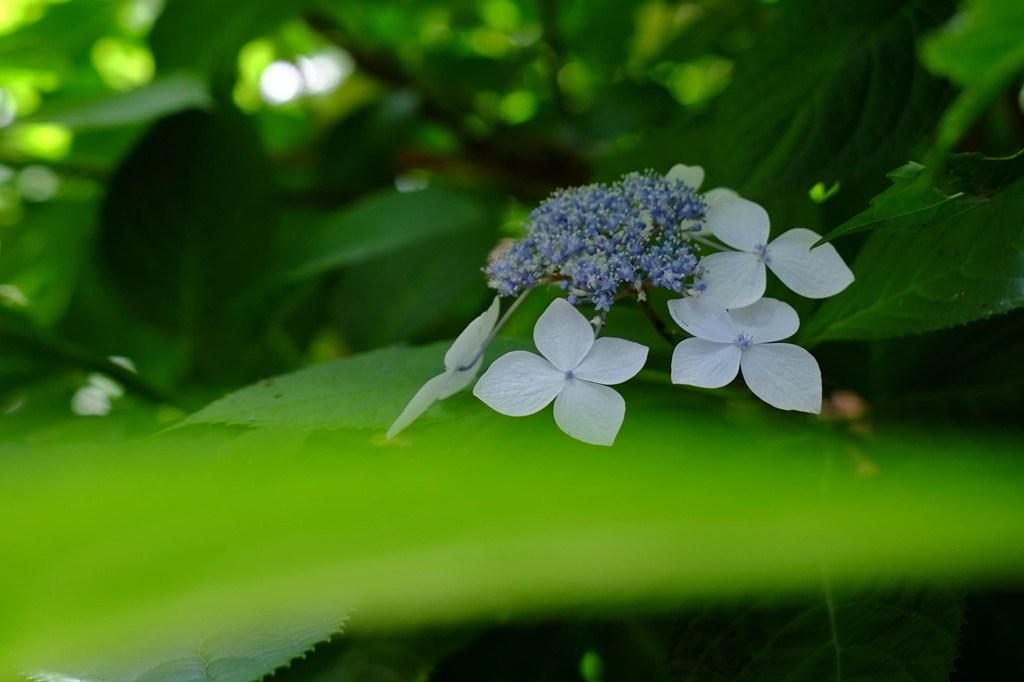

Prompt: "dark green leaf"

[149,0,301,80]
[317,91,421,193]
[667,579,963,682]
[702,0,955,193]
[99,108,277,382]
[815,162,967,245]
[952,591,1024,681]
[275,187,487,283]
[430,624,586,682]
[802,179,1024,342]
[329,203,498,350]
[865,309,1024,418]
[272,631,475,682]
[948,148,1024,198]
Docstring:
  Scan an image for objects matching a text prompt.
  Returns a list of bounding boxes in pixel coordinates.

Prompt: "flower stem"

[636,296,677,346]
[690,234,726,250]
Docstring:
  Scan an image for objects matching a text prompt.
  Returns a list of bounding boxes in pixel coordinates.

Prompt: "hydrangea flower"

[387,296,500,439]
[668,296,821,413]
[698,194,854,308]
[485,171,705,311]
[473,298,648,445]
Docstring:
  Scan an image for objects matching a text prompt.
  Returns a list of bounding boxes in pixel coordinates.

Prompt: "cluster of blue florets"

[486,170,705,311]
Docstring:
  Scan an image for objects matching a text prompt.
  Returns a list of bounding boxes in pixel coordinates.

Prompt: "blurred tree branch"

[302,9,590,199]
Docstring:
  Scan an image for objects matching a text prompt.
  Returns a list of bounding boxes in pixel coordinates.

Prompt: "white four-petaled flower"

[667,163,854,309]
[699,195,854,308]
[473,298,648,446]
[669,296,822,413]
[387,296,501,439]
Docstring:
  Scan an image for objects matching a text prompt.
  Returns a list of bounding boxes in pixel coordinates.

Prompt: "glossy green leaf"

[667,580,963,681]
[803,179,1024,342]
[3,344,1024,678]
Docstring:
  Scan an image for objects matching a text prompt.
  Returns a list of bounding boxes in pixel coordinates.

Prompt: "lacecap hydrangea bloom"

[486,170,706,311]
[388,164,854,445]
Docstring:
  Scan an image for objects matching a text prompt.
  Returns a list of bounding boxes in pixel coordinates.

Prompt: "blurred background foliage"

[2,0,1022,416]
[2,0,1024,680]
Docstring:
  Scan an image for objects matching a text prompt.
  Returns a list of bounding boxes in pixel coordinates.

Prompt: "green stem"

[636,296,677,347]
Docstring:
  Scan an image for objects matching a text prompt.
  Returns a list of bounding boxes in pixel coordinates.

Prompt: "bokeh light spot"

[91,37,155,91]
[499,90,538,125]
[16,165,59,201]
[259,61,304,105]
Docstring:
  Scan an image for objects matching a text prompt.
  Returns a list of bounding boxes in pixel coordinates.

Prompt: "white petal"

[666,163,704,190]
[435,363,480,400]
[472,350,565,416]
[445,296,500,369]
[703,192,770,251]
[766,228,855,299]
[701,187,739,209]
[728,297,800,343]
[671,338,741,388]
[667,295,737,343]
[740,343,822,413]
[697,251,766,309]
[572,337,648,385]
[387,372,451,439]
[533,298,594,372]
[552,379,625,446]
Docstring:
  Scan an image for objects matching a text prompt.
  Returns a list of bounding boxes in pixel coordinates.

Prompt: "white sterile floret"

[666,163,740,239]
[698,192,854,308]
[666,163,705,189]
[668,296,822,413]
[473,298,648,446]
[387,296,501,439]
